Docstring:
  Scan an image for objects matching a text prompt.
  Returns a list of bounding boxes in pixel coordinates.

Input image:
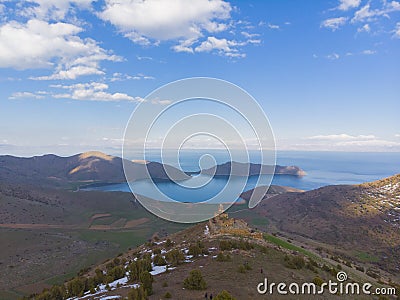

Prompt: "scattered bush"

[127,285,148,300]
[284,255,305,269]
[237,265,246,273]
[216,252,231,262]
[164,291,172,298]
[219,239,253,251]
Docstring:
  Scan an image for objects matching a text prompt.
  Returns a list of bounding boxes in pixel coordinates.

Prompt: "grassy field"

[0,187,188,299]
[354,251,379,263]
[263,233,316,258]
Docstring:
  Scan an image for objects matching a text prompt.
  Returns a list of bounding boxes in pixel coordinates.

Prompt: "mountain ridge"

[0,151,190,187]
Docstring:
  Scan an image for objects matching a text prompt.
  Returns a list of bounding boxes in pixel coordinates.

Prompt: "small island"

[200,161,306,177]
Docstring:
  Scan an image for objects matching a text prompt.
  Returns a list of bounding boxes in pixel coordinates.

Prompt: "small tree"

[153,254,167,266]
[183,269,207,290]
[188,244,202,257]
[215,290,236,300]
[140,271,154,295]
[165,239,173,247]
[313,276,324,287]
[165,249,185,266]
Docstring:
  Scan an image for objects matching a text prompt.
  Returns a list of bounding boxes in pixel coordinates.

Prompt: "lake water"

[83,151,400,203]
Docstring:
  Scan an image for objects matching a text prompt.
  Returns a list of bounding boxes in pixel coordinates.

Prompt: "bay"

[83,151,400,203]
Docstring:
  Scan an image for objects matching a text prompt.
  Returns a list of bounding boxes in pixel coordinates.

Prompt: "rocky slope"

[246,174,400,275]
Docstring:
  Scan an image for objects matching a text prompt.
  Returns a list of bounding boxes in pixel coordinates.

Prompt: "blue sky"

[0,0,399,156]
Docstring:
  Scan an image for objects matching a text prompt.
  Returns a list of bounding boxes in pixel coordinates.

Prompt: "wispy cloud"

[276,134,400,151]
[351,2,400,23]
[267,23,280,30]
[194,36,249,57]
[394,22,400,38]
[9,91,45,100]
[323,0,400,37]
[307,134,376,141]
[361,49,376,55]
[326,53,340,60]
[321,17,348,31]
[109,73,155,82]
[357,23,370,33]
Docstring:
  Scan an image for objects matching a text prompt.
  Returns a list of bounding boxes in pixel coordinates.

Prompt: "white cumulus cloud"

[98,0,231,43]
[51,82,143,102]
[0,19,121,78]
[21,0,94,21]
[97,0,256,57]
[338,0,361,11]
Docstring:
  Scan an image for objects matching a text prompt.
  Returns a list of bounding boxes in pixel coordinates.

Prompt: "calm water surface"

[83,151,400,203]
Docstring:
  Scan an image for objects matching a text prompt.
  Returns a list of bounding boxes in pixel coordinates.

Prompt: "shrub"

[237,265,246,273]
[215,290,236,300]
[313,276,324,286]
[355,265,365,272]
[183,269,207,290]
[164,291,172,298]
[322,264,331,272]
